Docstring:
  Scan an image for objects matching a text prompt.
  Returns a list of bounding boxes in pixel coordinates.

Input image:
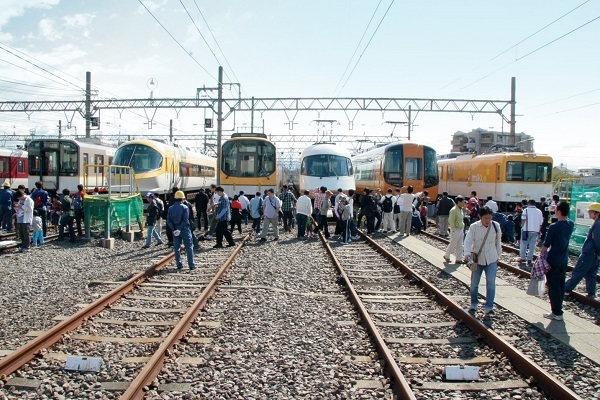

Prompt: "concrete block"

[122,231,135,242]
[100,238,115,249]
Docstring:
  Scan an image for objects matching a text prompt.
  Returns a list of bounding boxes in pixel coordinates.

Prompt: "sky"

[0,0,598,170]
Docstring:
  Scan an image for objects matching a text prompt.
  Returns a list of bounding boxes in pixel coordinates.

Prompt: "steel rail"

[361,232,582,400]
[0,252,175,378]
[320,233,416,400]
[421,230,600,309]
[120,234,251,400]
[0,233,60,253]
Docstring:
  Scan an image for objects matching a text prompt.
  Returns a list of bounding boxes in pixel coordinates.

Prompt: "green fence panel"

[568,185,600,255]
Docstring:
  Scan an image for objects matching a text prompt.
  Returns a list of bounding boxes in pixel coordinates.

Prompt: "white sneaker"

[352,235,361,240]
[205,234,213,239]
[543,313,563,321]
[340,241,349,245]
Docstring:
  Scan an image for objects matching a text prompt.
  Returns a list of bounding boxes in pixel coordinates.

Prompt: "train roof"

[352,141,433,159]
[437,152,553,164]
[0,148,27,157]
[300,142,352,158]
[28,138,117,152]
[116,139,216,163]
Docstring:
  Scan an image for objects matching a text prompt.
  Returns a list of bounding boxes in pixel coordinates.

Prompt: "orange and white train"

[437,152,553,208]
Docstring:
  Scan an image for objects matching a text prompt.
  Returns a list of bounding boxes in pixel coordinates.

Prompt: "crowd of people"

[438,189,599,322]
[0,181,88,252]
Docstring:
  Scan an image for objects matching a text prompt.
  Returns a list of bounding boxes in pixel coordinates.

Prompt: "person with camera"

[464,206,502,317]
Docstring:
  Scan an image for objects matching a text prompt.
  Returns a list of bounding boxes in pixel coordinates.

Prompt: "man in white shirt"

[260,188,281,242]
[485,196,499,213]
[398,185,415,236]
[519,199,544,265]
[295,190,312,239]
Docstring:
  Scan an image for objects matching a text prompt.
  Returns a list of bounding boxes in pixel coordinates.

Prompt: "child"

[32,209,45,246]
[306,214,316,238]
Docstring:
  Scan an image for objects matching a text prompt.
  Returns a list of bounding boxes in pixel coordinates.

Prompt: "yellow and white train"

[112,139,216,195]
[437,152,553,207]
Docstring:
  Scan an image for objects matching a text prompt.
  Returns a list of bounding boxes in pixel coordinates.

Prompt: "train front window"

[506,162,552,182]
[383,147,403,186]
[301,155,351,177]
[424,146,439,187]
[113,144,162,173]
[222,140,276,177]
[60,142,78,175]
[405,158,423,181]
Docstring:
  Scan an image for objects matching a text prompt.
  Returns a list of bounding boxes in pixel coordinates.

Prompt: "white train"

[299,142,355,192]
[27,138,116,193]
[112,139,216,195]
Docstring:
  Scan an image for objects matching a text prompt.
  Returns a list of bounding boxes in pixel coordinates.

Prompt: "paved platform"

[392,234,600,365]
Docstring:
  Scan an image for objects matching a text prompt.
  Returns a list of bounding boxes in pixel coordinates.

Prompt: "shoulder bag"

[467,223,492,272]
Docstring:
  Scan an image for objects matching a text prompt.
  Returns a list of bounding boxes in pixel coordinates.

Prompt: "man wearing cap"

[0,181,13,232]
[565,202,600,299]
[167,190,196,270]
[142,193,163,249]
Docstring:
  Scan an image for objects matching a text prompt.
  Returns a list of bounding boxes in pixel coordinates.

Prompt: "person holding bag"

[464,206,502,317]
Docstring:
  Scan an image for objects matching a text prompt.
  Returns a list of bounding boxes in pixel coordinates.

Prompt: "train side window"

[96,155,104,174]
[60,142,78,175]
[0,157,6,173]
[83,153,89,168]
[17,159,24,174]
[496,164,500,181]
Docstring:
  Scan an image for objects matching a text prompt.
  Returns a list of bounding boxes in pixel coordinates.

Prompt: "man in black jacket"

[436,191,455,237]
[195,188,209,231]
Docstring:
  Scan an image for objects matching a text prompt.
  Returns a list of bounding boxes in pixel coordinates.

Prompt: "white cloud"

[62,13,95,37]
[0,0,60,29]
[136,0,168,14]
[38,18,62,41]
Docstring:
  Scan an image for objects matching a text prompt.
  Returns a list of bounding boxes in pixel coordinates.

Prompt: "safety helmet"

[2,181,9,187]
[174,191,185,200]
[587,203,600,213]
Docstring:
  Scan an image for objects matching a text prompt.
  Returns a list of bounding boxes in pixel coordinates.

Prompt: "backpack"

[394,197,401,214]
[73,195,83,211]
[32,190,44,208]
[382,196,393,213]
[155,199,164,218]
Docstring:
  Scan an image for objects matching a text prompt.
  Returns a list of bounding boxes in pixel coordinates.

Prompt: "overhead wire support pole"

[216,66,223,186]
[85,71,91,138]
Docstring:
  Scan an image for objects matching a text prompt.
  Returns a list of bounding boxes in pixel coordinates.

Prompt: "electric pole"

[216,66,223,186]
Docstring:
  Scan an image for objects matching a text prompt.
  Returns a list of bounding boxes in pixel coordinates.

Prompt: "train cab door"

[494,163,500,201]
[40,146,60,191]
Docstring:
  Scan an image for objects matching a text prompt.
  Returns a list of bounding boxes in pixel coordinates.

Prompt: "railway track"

[324,232,581,399]
[420,230,600,310]
[0,234,251,399]
[0,233,60,253]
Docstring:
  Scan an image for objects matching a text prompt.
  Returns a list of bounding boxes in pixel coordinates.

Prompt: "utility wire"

[333,0,383,96]
[137,0,216,81]
[192,0,242,88]
[536,100,600,117]
[526,88,600,109]
[489,0,590,61]
[516,15,600,61]
[338,0,395,96]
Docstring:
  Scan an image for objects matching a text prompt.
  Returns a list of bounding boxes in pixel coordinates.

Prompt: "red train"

[0,148,28,189]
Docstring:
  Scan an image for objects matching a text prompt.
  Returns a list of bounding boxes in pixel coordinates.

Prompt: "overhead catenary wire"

[137,0,216,81]
[525,87,600,109]
[337,0,395,96]
[332,0,384,97]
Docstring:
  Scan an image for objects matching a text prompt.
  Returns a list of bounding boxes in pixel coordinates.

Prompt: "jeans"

[546,263,567,315]
[216,220,234,246]
[349,219,358,237]
[341,220,350,242]
[565,252,599,296]
[59,215,75,241]
[145,225,163,247]
[173,227,195,269]
[261,215,279,239]
[32,231,45,246]
[519,232,539,261]
[470,261,498,312]
[252,216,261,233]
[0,205,12,231]
[296,213,308,237]
[282,210,294,232]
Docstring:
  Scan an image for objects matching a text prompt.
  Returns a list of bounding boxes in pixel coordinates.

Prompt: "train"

[299,142,355,193]
[112,139,216,196]
[0,148,28,189]
[352,142,439,196]
[27,138,116,194]
[437,152,553,210]
[220,132,278,197]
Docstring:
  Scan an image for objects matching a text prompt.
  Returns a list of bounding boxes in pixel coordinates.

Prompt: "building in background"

[450,128,534,154]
